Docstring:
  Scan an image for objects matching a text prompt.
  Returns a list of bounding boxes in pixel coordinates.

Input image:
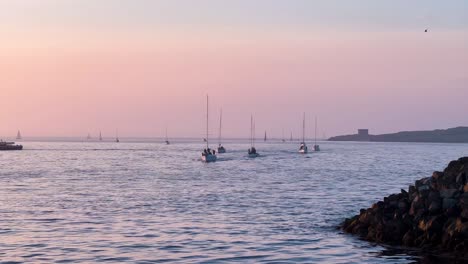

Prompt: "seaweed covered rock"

[342,157,468,257]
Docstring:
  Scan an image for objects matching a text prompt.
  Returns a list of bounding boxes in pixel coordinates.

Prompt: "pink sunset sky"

[0,1,467,138]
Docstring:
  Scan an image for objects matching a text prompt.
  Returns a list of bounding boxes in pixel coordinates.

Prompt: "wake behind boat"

[0,140,23,151]
[201,95,217,162]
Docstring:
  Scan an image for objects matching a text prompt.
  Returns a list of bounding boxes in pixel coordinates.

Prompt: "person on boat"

[249,147,257,155]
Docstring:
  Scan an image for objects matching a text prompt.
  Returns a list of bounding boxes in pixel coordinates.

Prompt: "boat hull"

[202,154,217,162]
[0,144,23,151]
[299,147,308,154]
[217,147,226,153]
[248,153,259,158]
[314,145,320,151]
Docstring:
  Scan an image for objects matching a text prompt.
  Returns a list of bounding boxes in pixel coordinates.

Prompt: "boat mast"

[218,109,222,146]
[206,95,209,149]
[253,119,256,148]
[315,116,317,146]
[302,112,306,143]
[250,115,253,148]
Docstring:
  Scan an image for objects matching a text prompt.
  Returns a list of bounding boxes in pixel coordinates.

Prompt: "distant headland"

[329,127,468,143]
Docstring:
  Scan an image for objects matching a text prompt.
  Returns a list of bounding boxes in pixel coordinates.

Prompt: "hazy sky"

[1,0,467,138]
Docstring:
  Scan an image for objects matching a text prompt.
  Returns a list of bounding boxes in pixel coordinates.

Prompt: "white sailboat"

[16,130,22,140]
[201,95,217,162]
[248,115,259,158]
[314,116,320,151]
[299,113,308,154]
[165,128,170,145]
[217,109,226,153]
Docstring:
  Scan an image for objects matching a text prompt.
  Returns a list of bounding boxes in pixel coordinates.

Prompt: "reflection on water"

[0,140,467,263]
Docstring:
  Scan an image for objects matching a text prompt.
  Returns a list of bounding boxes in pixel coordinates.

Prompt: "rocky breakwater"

[342,157,468,257]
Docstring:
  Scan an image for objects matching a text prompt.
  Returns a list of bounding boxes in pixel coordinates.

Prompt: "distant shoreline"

[329,127,468,143]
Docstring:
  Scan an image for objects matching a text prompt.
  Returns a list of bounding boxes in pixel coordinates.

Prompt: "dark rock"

[428,200,442,214]
[442,198,457,210]
[440,189,459,199]
[341,157,468,255]
[433,171,444,180]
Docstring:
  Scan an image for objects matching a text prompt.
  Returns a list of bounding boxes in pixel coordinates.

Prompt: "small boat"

[264,131,267,142]
[165,128,170,145]
[0,140,23,151]
[99,131,103,141]
[115,129,120,143]
[201,95,217,162]
[314,116,320,151]
[217,109,226,153]
[290,131,293,142]
[299,113,308,154]
[282,129,286,143]
[16,130,22,140]
[248,115,259,158]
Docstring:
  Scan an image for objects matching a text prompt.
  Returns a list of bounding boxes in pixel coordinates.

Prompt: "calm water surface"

[0,140,467,263]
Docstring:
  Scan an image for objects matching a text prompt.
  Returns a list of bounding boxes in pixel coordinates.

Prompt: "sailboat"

[201,95,217,162]
[99,131,103,141]
[290,131,293,142]
[314,116,320,151]
[248,115,259,158]
[16,130,22,140]
[282,129,286,143]
[299,113,308,154]
[264,131,267,142]
[217,109,226,153]
[165,128,170,145]
[115,129,120,143]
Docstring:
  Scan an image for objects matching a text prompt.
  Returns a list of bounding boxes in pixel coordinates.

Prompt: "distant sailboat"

[282,129,286,143]
[16,130,22,140]
[165,128,170,145]
[264,131,267,142]
[314,116,320,151]
[299,113,308,154]
[217,109,226,153]
[99,131,103,141]
[248,115,259,158]
[115,129,120,143]
[201,95,217,162]
[290,131,293,142]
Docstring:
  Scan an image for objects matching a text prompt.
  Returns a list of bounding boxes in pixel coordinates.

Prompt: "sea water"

[0,140,467,263]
